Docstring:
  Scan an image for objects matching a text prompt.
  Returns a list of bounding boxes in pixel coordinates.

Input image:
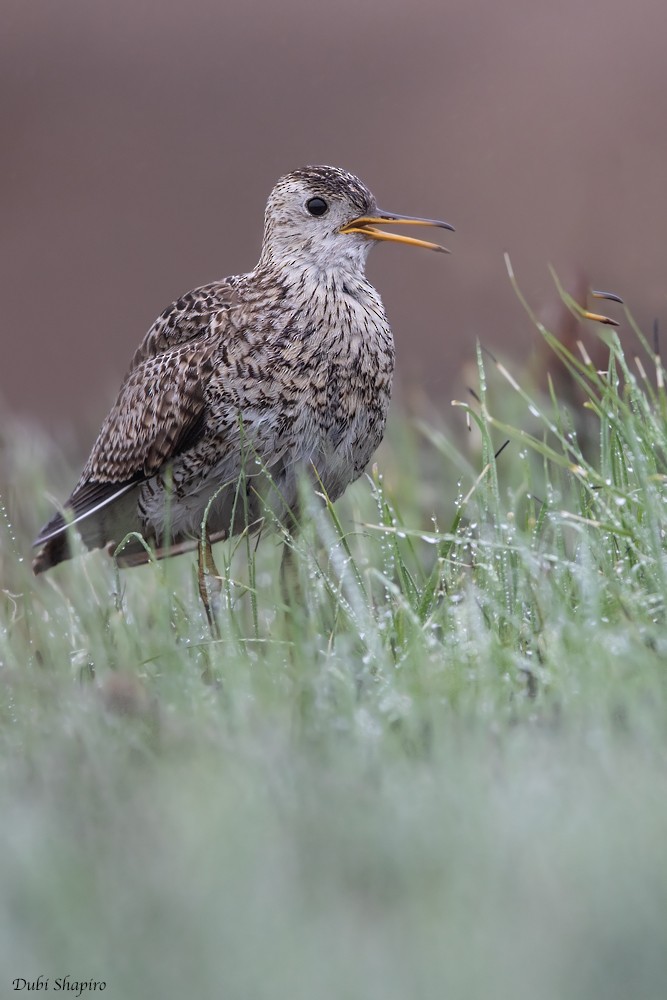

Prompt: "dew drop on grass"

[528,405,540,418]
[0,499,20,557]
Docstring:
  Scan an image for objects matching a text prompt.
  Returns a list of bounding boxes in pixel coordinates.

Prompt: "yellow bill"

[340,211,454,253]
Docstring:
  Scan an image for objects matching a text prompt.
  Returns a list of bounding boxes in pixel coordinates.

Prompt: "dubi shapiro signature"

[12,977,106,996]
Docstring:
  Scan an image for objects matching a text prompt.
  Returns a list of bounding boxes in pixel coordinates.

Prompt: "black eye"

[306,197,328,217]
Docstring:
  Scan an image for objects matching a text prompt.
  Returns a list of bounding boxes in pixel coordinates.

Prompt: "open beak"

[339,210,455,253]
[577,289,624,327]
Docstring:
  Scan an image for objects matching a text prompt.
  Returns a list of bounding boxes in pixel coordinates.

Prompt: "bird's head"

[258,165,453,276]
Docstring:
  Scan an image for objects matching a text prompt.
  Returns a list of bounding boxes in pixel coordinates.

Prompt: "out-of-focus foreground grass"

[1,293,667,999]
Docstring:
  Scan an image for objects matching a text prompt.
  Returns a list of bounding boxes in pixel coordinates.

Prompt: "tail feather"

[32,534,72,574]
[33,479,139,548]
[32,479,142,575]
[33,524,230,574]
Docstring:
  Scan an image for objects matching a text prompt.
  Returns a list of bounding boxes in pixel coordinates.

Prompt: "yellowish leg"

[197,530,222,639]
[280,534,306,610]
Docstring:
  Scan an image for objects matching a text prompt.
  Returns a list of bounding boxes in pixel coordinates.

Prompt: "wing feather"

[82,340,214,485]
[128,279,237,370]
[34,280,238,548]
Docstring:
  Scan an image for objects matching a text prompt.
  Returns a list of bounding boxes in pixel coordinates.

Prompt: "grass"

[2,284,667,998]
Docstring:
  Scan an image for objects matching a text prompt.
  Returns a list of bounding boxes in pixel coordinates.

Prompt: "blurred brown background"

[3,0,667,440]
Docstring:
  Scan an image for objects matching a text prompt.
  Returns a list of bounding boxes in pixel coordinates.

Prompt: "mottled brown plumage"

[33,166,453,573]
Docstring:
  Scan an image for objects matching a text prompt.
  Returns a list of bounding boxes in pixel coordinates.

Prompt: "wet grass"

[2,293,667,999]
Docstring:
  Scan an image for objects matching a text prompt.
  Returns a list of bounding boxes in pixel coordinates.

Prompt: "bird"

[33,165,453,578]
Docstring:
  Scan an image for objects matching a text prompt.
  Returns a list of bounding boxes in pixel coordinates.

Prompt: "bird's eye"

[306,197,328,217]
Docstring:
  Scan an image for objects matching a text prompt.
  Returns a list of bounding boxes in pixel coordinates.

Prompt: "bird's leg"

[197,529,222,639]
[279,531,303,609]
